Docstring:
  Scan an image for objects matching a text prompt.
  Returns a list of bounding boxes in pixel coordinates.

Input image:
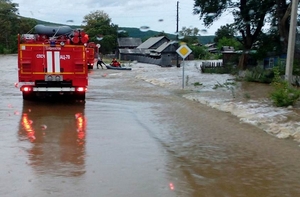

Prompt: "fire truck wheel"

[22,92,35,100]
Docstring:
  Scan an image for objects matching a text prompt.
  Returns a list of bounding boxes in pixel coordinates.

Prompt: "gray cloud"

[13,0,232,34]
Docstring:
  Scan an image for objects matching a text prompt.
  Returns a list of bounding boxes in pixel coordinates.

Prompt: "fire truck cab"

[18,24,89,101]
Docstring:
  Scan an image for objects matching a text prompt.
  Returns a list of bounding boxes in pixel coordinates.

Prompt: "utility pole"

[176,1,180,68]
[285,0,299,84]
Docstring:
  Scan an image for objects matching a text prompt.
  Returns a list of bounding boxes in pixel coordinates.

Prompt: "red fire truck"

[18,24,89,100]
[85,42,99,69]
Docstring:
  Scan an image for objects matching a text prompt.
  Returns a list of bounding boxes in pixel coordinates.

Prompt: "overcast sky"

[13,0,234,35]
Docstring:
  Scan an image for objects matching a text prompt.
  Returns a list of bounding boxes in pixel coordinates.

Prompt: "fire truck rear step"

[33,87,76,91]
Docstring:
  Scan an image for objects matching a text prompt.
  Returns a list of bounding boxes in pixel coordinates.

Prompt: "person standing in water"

[97,53,105,69]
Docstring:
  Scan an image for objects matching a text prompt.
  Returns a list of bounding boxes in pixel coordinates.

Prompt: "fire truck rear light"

[76,87,86,92]
[22,86,32,92]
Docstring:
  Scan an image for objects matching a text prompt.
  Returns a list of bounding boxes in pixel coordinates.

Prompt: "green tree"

[82,10,118,54]
[179,26,200,37]
[0,0,19,53]
[217,37,242,51]
[193,0,276,69]
[190,45,210,59]
[178,27,200,44]
[214,24,235,43]
[273,1,293,52]
[267,1,300,57]
[251,31,283,61]
[17,17,38,34]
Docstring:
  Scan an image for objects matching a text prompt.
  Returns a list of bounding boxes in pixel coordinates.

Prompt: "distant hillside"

[32,19,215,44]
[197,36,215,45]
[119,27,176,41]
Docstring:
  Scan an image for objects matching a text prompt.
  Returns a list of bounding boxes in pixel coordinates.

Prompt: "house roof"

[204,43,216,48]
[137,36,168,49]
[207,47,218,52]
[221,46,235,52]
[155,41,177,53]
[117,37,142,47]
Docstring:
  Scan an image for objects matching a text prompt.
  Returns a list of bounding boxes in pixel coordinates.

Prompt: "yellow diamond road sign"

[176,45,192,59]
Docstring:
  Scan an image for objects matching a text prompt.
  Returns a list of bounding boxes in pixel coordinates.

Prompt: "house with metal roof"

[116,37,142,59]
[137,36,170,49]
[117,37,142,49]
[204,43,218,53]
[118,36,178,66]
[154,41,179,66]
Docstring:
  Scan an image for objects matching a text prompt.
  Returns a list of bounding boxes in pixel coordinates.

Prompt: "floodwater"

[1,55,300,197]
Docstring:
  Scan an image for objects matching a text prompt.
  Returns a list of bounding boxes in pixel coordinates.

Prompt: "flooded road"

[1,55,300,197]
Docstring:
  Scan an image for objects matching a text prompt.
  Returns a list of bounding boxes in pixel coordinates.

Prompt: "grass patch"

[193,82,203,86]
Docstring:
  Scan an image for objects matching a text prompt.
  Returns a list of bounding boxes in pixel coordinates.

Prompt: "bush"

[270,67,300,107]
[201,65,238,75]
[193,82,202,86]
[244,67,274,83]
[3,48,12,54]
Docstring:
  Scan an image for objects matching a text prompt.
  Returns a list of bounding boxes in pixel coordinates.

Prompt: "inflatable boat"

[106,65,132,70]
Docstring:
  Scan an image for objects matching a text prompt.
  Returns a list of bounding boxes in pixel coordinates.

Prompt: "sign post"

[176,44,192,89]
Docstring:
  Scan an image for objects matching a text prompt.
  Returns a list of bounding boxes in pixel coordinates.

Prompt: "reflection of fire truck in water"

[18,24,90,100]
[19,101,87,176]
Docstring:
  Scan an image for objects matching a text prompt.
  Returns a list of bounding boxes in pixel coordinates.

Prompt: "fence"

[200,60,223,68]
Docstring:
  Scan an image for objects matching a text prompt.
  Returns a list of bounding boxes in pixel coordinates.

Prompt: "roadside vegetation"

[270,67,300,107]
[187,0,300,107]
[0,0,38,53]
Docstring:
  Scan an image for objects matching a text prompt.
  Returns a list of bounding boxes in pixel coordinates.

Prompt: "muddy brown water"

[1,55,300,197]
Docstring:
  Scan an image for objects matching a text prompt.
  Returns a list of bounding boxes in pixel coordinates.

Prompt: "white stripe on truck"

[46,51,53,72]
[46,51,60,73]
[54,51,60,72]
